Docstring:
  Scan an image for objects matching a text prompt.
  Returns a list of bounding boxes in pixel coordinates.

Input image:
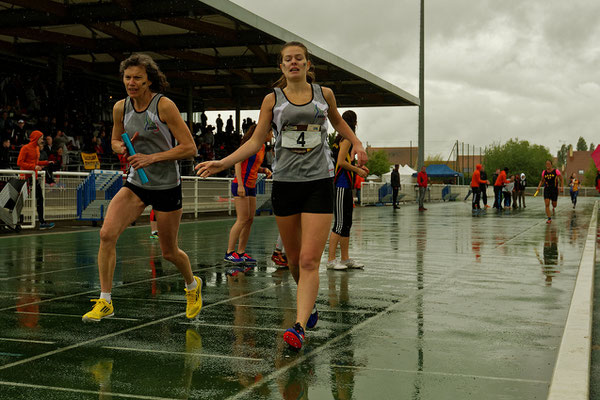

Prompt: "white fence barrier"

[360,182,599,206]
[0,169,273,229]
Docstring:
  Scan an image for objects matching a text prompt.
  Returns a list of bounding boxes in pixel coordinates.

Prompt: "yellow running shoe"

[82,299,114,322]
[185,276,203,319]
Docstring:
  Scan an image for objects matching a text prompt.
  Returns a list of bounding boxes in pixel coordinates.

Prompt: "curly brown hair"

[119,53,169,92]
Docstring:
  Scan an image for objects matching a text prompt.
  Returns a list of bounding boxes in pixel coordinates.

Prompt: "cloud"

[228,0,600,157]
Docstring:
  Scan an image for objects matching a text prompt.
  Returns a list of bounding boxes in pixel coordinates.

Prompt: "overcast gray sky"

[212,0,600,159]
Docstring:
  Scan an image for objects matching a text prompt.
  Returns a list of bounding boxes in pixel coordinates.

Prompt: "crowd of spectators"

[0,71,274,177]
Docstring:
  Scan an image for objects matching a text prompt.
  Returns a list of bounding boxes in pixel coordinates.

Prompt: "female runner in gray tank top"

[82,54,203,323]
[196,42,368,349]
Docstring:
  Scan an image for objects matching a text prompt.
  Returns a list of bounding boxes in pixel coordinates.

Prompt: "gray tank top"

[271,83,334,182]
[122,94,180,190]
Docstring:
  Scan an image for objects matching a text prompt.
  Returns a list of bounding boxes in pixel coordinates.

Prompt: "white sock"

[186,278,198,291]
[100,292,111,303]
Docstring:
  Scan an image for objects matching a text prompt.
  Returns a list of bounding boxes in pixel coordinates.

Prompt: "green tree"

[484,139,553,183]
[583,159,598,187]
[590,142,595,151]
[557,144,568,168]
[365,150,390,176]
[327,131,337,149]
[577,136,588,151]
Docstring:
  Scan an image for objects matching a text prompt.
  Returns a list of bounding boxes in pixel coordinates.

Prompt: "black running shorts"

[544,187,558,202]
[272,178,334,217]
[124,182,182,212]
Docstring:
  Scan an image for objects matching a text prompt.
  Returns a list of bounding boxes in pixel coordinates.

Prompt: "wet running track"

[0,197,595,399]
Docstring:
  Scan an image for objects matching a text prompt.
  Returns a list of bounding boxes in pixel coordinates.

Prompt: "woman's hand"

[128,153,154,169]
[195,160,225,178]
[356,166,368,178]
[264,168,272,179]
[237,185,246,197]
[351,142,368,167]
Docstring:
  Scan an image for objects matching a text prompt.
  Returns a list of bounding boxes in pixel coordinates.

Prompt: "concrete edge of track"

[547,200,598,400]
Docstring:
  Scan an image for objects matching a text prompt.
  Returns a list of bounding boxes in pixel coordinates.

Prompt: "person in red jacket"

[417,166,428,211]
[493,167,510,210]
[470,164,489,210]
[16,130,54,229]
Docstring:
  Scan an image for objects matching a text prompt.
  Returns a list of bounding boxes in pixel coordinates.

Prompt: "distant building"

[367,146,418,168]
[564,150,592,180]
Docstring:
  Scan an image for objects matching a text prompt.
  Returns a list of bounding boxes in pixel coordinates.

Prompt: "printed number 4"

[296,132,306,147]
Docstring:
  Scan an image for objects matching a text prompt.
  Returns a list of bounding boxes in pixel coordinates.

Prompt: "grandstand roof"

[0,0,419,110]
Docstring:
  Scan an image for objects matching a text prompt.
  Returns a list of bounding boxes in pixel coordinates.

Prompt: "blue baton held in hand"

[121,133,149,184]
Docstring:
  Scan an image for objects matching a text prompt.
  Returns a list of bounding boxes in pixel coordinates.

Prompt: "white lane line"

[102,346,263,362]
[0,338,55,345]
[14,311,139,322]
[220,304,376,315]
[0,283,281,371]
[0,271,184,312]
[547,200,598,400]
[0,381,179,400]
[178,322,285,332]
[329,364,549,384]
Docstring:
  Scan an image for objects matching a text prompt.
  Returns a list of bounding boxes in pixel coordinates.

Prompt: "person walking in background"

[491,169,500,208]
[503,175,514,209]
[516,173,526,208]
[417,166,428,211]
[569,172,580,209]
[494,168,510,210]
[470,164,488,210]
[17,130,55,229]
[479,165,489,208]
[391,164,401,209]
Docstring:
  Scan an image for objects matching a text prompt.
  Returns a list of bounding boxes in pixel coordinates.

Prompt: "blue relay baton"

[121,133,149,184]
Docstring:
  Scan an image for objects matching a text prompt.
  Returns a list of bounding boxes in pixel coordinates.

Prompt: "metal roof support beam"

[89,22,141,47]
[1,0,67,17]
[154,17,238,42]
[0,27,95,50]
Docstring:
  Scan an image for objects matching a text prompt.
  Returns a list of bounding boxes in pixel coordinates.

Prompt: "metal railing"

[360,182,599,206]
[0,169,274,229]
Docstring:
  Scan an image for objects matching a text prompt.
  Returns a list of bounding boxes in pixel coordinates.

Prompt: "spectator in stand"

[200,111,207,131]
[226,115,234,135]
[391,164,401,209]
[40,135,53,161]
[0,111,10,132]
[216,114,223,134]
[11,119,27,147]
[0,137,11,169]
[16,130,54,229]
[417,166,428,211]
[53,129,70,166]
[48,116,58,137]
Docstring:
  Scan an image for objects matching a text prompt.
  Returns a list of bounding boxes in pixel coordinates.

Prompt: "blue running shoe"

[306,305,318,329]
[40,222,55,230]
[239,252,257,264]
[226,267,244,277]
[224,251,243,264]
[283,322,305,349]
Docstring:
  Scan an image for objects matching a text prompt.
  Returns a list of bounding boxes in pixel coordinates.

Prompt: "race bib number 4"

[282,124,321,152]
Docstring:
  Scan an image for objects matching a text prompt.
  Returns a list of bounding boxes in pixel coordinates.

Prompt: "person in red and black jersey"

[536,159,564,223]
